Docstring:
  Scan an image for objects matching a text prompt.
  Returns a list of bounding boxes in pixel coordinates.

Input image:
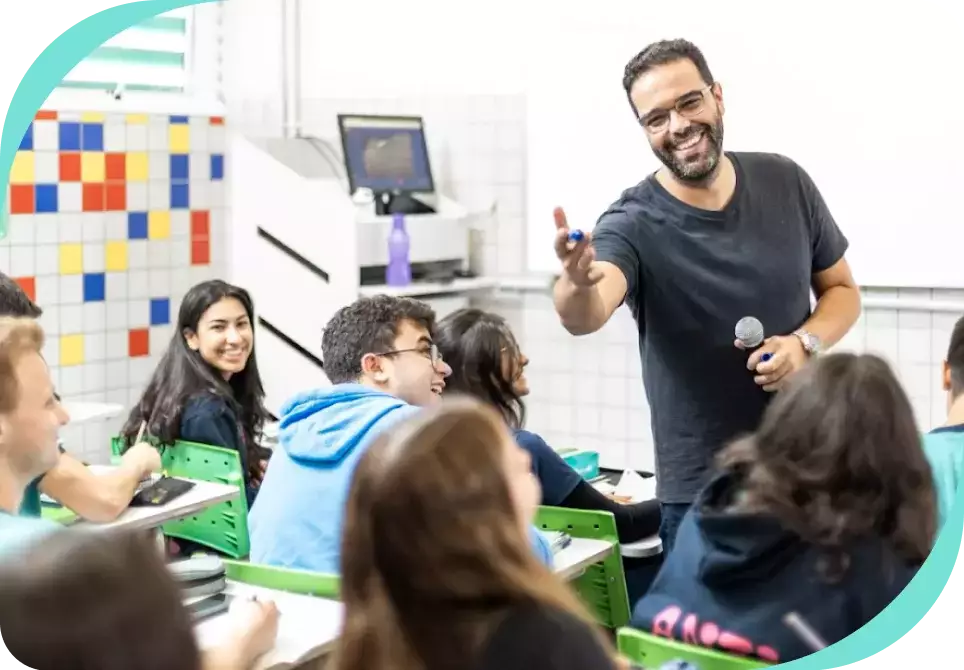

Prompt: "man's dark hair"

[322,295,437,384]
[0,272,42,318]
[622,39,715,115]
[948,316,964,398]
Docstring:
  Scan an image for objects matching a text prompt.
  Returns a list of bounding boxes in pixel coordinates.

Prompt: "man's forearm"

[553,277,609,336]
[803,285,862,350]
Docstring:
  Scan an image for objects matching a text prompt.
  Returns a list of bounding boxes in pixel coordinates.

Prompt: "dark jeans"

[658,502,691,555]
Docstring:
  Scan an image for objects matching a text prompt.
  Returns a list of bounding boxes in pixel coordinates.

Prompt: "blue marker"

[761,353,773,363]
[568,229,585,243]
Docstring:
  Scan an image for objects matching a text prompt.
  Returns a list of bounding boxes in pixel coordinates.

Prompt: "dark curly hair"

[322,296,437,384]
[0,271,42,318]
[718,353,936,581]
[622,38,715,116]
[948,315,964,398]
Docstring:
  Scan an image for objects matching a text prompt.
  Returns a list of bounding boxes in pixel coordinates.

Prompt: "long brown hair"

[333,397,607,670]
[718,353,936,578]
[0,529,201,670]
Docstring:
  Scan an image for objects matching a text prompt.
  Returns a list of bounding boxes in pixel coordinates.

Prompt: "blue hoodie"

[249,385,553,574]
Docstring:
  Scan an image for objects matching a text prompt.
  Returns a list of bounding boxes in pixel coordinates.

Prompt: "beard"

[652,118,724,183]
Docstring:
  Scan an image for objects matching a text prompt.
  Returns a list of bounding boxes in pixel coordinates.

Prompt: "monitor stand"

[375,191,436,216]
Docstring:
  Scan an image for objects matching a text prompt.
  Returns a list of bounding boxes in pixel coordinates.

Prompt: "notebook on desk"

[543,531,572,554]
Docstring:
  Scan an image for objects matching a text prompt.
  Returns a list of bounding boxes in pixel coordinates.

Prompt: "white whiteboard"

[525,1,964,288]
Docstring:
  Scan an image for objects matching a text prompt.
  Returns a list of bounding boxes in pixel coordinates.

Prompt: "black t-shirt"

[592,152,849,503]
[475,603,616,670]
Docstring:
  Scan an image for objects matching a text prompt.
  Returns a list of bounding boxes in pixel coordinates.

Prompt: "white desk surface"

[62,401,125,425]
[553,537,614,581]
[73,475,238,532]
[195,581,343,670]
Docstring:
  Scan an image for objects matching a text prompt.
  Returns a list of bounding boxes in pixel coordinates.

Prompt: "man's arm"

[804,256,862,350]
[39,445,160,522]
[553,262,627,336]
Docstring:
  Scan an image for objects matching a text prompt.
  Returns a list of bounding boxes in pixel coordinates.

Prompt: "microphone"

[734,316,772,363]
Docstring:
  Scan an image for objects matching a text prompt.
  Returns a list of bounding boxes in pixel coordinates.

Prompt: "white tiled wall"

[238,94,964,474]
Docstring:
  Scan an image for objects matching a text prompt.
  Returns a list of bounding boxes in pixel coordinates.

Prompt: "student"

[437,308,661,543]
[121,280,269,508]
[250,295,553,573]
[333,398,622,670]
[922,315,964,534]
[631,353,933,664]
[0,317,69,554]
[0,272,161,522]
[0,528,278,670]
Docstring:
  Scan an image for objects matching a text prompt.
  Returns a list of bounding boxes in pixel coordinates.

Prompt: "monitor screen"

[338,115,435,194]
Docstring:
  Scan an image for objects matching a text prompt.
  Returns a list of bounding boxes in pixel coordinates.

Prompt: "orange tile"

[82,183,105,212]
[105,152,126,181]
[14,277,36,301]
[35,110,58,121]
[128,329,149,357]
[105,183,126,211]
[210,116,224,125]
[59,153,81,181]
[190,210,209,238]
[191,238,210,265]
[10,185,34,214]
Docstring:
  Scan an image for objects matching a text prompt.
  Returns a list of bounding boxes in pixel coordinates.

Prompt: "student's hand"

[554,207,603,288]
[745,335,809,392]
[122,442,162,476]
[231,599,280,664]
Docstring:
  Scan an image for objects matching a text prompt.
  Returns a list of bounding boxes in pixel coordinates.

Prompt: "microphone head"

[735,316,765,348]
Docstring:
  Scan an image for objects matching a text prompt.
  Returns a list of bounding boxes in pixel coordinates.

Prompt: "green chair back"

[617,628,773,670]
[222,559,340,600]
[536,506,630,629]
[111,436,250,558]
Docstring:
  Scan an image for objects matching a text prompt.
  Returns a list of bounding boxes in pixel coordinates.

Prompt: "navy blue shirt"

[514,429,583,506]
[631,472,917,664]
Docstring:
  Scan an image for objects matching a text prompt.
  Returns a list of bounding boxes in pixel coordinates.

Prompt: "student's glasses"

[377,344,444,368]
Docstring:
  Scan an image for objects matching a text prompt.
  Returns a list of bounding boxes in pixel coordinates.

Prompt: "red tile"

[105,153,126,181]
[191,238,210,265]
[82,183,105,212]
[10,185,35,214]
[105,183,126,211]
[190,210,210,238]
[14,277,36,301]
[35,110,57,121]
[59,153,81,181]
[210,116,224,126]
[128,329,149,357]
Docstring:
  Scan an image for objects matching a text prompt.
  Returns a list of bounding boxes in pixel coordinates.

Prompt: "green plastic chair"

[222,559,340,600]
[536,506,630,629]
[40,504,77,526]
[111,436,250,558]
[617,628,773,670]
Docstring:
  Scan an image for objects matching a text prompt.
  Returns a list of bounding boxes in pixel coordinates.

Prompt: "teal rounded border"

[0,2,962,667]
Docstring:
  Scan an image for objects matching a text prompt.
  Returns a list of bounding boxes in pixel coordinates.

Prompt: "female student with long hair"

[121,280,269,507]
[632,353,935,663]
[333,398,623,670]
[0,529,278,670]
[436,308,660,543]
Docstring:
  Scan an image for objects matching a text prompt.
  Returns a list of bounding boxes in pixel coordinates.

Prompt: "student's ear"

[943,361,953,391]
[184,328,200,352]
[361,353,389,383]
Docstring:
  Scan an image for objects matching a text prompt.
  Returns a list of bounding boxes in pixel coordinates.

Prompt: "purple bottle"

[386,213,412,286]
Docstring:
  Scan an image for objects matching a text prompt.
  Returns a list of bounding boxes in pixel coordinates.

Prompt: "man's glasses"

[377,344,444,368]
[638,85,714,134]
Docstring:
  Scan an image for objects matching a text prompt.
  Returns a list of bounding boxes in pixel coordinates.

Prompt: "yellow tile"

[10,151,35,184]
[105,241,128,272]
[126,152,148,182]
[81,152,105,182]
[169,125,190,153]
[81,112,106,122]
[148,211,171,239]
[59,243,83,275]
[126,114,149,125]
[59,334,84,367]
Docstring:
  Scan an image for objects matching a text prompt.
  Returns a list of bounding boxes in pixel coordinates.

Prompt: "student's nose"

[438,360,453,377]
[226,327,242,344]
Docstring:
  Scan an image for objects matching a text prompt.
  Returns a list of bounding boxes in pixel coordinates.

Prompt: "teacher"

[551,38,861,552]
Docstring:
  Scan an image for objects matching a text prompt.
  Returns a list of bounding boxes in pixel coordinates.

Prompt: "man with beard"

[551,39,861,552]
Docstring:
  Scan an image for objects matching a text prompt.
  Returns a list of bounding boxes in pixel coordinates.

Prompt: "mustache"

[667,125,710,149]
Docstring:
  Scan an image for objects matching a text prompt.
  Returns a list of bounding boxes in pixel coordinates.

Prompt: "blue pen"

[568,229,585,243]
[761,353,773,362]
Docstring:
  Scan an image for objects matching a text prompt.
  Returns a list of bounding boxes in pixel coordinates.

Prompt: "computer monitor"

[337,114,435,197]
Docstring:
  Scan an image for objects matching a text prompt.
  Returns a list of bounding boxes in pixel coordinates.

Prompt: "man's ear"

[943,361,953,392]
[361,353,389,383]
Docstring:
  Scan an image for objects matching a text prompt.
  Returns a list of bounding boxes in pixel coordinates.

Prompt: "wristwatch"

[793,329,822,356]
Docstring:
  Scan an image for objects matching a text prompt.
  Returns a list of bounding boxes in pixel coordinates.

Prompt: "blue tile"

[150,298,170,326]
[19,123,33,151]
[83,273,106,302]
[58,122,81,151]
[170,115,189,124]
[210,154,224,180]
[171,183,190,209]
[81,123,103,151]
[127,212,148,239]
[170,154,189,181]
[35,184,59,213]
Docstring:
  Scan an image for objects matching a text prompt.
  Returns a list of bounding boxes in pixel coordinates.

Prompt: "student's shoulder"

[513,429,551,450]
[0,514,60,558]
[923,429,964,465]
[182,391,237,423]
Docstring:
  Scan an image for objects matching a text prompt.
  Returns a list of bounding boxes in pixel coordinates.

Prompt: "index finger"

[553,207,569,231]
[753,351,785,374]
